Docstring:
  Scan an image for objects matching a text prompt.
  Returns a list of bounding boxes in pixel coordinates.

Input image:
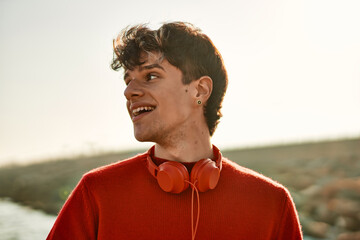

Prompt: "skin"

[123,52,214,163]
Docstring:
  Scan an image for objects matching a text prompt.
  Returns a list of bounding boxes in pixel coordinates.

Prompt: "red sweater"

[47,150,302,240]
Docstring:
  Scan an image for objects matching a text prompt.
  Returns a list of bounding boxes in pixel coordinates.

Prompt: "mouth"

[132,106,156,118]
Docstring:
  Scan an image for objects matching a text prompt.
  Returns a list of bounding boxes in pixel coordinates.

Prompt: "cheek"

[158,87,193,114]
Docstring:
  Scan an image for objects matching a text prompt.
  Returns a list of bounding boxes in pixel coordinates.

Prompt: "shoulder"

[221,158,290,198]
[81,152,148,184]
[219,158,295,220]
[220,158,302,238]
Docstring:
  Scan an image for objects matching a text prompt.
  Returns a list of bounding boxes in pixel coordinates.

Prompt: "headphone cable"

[185,180,200,240]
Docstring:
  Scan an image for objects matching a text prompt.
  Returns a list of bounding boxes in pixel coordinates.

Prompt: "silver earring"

[197,100,202,105]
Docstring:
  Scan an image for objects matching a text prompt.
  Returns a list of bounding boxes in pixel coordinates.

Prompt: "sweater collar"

[147,145,222,174]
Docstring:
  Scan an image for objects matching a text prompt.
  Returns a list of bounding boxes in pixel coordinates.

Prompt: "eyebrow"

[141,63,165,71]
[123,63,165,81]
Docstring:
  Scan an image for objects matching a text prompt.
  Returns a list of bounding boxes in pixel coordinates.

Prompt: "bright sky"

[1,0,359,165]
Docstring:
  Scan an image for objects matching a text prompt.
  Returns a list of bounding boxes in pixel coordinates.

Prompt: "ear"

[194,76,213,104]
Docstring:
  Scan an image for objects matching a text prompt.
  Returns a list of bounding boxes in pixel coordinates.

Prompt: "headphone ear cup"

[191,159,220,192]
[157,161,190,193]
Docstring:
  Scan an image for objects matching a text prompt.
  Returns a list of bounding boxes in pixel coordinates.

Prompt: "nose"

[124,79,144,100]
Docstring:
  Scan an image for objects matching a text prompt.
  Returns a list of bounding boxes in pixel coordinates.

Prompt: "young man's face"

[123,52,197,144]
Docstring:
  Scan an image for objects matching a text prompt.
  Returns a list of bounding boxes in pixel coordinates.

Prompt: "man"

[47,22,302,240]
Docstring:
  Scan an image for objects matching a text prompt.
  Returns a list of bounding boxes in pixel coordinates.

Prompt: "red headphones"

[146,145,222,193]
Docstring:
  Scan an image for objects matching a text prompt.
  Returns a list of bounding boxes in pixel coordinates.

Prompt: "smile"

[132,106,156,117]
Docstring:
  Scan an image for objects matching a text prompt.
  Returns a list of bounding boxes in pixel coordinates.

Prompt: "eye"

[124,78,131,86]
[123,75,132,86]
[146,73,158,81]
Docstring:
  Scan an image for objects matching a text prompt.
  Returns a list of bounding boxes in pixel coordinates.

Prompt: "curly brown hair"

[111,22,228,136]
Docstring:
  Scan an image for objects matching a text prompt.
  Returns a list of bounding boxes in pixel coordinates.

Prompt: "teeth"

[132,106,155,116]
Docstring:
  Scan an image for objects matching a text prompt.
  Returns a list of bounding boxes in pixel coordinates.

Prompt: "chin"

[133,126,162,143]
[135,136,149,142]
[134,131,152,142]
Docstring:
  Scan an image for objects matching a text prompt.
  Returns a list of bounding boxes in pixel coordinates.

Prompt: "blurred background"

[0,0,359,239]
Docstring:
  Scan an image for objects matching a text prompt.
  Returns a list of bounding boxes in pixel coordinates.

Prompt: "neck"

[154,126,213,163]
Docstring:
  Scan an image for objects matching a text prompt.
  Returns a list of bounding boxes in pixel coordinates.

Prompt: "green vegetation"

[0,138,359,239]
